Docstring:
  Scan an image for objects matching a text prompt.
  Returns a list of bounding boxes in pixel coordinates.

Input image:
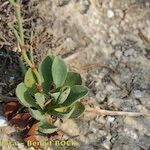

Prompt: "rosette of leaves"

[16,55,88,134]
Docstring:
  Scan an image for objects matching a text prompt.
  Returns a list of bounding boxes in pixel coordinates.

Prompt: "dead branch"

[72,63,116,74]
[86,107,150,117]
[0,94,17,102]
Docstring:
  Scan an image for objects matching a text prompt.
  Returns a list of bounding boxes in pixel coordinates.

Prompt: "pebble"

[79,0,90,14]
[0,116,8,127]
[124,48,135,56]
[102,140,112,150]
[115,50,122,59]
[89,121,100,133]
[60,120,80,136]
[107,10,114,18]
[106,116,115,123]
[133,90,142,98]
[56,0,70,6]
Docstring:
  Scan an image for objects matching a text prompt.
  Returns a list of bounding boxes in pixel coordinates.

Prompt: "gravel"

[0,0,150,150]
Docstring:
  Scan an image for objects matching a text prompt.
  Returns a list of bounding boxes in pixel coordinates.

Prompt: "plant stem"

[10,0,42,87]
[15,0,24,45]
[86,107,150,117]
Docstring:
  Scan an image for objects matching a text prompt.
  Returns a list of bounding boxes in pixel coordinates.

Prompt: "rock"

[106,116,115,123]
[0,116,8,127]
[124,48,135,56]
[79,0,90,14]
[102,140,112,150]
[89,121,100,133]
[60,119,80,136]
[56,0,70,6]
[107,10,114,18]
[132,90,142,98]
[115,50,122,59]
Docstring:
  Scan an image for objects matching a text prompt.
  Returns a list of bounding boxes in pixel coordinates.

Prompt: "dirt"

[0,0,150,150]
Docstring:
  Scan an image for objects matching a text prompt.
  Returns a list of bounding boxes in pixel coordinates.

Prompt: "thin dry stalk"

[0,94,17,102]
[73,63,116,73]
[86,107,150,117]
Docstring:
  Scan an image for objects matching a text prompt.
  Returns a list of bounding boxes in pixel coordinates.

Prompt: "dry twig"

[86,107,150,117]
[0,94,17,102]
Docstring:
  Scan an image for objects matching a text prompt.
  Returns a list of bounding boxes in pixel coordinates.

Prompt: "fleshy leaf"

[48,106,75,118]
[16,82,37,108]
[24,68,38,94]
[50,92,60,103]
[52,57,67,88]
[38,121,58,134]
[70,102,85,118]
[64,72,82,86]
[29,108,46,121]
[39,55,54,93]
[56,86,70,105]
[62,85,88,106]
[35,93,45,109]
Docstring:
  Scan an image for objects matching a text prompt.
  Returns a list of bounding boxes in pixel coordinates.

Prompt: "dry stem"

[86,107,150,117]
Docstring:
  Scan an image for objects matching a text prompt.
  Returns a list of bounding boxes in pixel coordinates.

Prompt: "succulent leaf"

[62,85,88,106]
[39,55,54,93]
[56,86,70,105]
[29,108,46,121]
[38,121,58,134]
[64,72,82,86]
[24,68,38,94]
[70,102,85,118]
[50,92,60,103]
[52,57,67,88]
[16,82,37,107]
[35,93,45,109]
[48,106,75,118]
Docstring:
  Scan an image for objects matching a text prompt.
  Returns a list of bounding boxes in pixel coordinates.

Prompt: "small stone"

[56,0,70,6]
[102,140,112,150]
[124,48,135,56]
[60,120,80,136]
[133,90,142,98]
[107,10,114,18]
[106,116,115,123]
[79,0,90,14]
[115,50,122,59]
[89,121,100,133]
[9,76,15,82]
[95,116,106,124]
[0,116,8,127]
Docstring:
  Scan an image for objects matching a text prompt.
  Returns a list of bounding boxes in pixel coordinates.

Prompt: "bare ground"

[0,0,150,150]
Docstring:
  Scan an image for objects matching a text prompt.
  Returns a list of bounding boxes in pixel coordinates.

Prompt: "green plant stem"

[33,69,42,85]
[10,0,42,87]
[30,31,34,63]
[16,0,24,45]
[18,56,27,75]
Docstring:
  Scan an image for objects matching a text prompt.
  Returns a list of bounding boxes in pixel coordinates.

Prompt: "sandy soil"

[0,0,150,150]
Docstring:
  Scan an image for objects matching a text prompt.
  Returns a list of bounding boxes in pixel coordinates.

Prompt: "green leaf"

[48,106,75,119]
[39,55,54,93]
[49,92,60,103]
[52,57,67,88]
[62,85,88,106]
[35,93,45,109]
[38,121,58,134]
[57,86,70,105]
[29,108,46,121]
[70,102,85,118]
[64,72,82,86]
[16,82,37,107]
[24,68,38,94]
